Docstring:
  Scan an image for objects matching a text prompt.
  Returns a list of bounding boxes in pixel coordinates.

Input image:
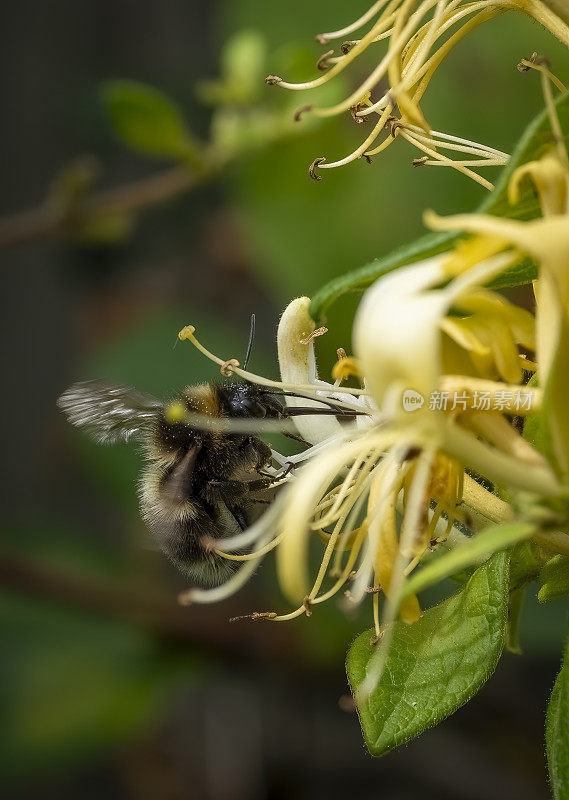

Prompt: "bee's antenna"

[243,314,256,370]
[262,390,362,413]
[286,406,366,418]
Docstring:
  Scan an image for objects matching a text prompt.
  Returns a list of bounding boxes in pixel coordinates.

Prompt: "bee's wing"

[58,380,162,444]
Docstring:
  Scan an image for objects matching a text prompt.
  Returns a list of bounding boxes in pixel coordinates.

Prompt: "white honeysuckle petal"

[353,251,514,422]
[277,296,344,444]
[353,256,448,421]
[276,435,370,603]
[276,428,396,604]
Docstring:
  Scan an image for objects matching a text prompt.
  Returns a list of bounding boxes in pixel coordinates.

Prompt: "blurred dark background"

[1,2,569,798]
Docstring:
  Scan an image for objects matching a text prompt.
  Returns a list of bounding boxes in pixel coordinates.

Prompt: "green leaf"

[198,30,267,106]
[539,555,569,603]
[506,585,526,655]
[547,631,569,799]
[401,522,534,600]
[47,156,99,213]
[101,80,198,161]
[346,552,509,756]
[524,314,569,482]
[68,211,134,245]
[522,372,564,486]
[310,91,569,321]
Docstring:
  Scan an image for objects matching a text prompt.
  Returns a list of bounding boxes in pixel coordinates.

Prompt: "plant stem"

[0,164,202,249]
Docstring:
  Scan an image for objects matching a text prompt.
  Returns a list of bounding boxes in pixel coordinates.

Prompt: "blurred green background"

[1,2,568,798]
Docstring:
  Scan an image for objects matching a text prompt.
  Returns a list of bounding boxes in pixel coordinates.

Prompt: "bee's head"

[219,383,286,420]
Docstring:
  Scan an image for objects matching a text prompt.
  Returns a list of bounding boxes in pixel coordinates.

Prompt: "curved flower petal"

[509,151,569,216]
[277,296,344,444]
[353,256,448,422]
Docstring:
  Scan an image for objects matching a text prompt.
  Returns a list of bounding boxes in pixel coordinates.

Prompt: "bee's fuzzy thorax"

[183,383,221,418]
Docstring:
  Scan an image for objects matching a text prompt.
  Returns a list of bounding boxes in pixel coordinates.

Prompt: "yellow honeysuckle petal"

[443,234,508,276]
[425,210,569,272]
[509,151,569,216]
[455,289,535,350]
[373,493,421,624]
[439,317,492,357]
[486,318,523,385]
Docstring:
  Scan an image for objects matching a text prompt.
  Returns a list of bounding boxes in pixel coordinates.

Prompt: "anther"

[309,157,326,181]
[350,107,366,124]
[164,400,187,424]
[338,694,356,713]
[316,33,331,45]
[200,535,217,553]
[178,590,193,606]
[402,446,422,462]
[332,356,361,382]
[517,51,551,73]
[299,326,328,344]
[413,156,429,167]
[387,116,403,137]
[341,40,357,54]
[229,611,278,622]
[220,358,240,376]
[295,105,313,122]
[265,75,282,85]
[178,324,196,340]
[317,50,335,71]
[303,597,313,616]
[362,154,372,164]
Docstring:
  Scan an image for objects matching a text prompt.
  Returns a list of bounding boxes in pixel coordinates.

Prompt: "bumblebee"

[58,378,356,586]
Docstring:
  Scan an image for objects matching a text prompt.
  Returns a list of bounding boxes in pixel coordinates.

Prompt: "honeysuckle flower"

[265,0,568,186]
[173,73,568,671]
[175,262,555,632]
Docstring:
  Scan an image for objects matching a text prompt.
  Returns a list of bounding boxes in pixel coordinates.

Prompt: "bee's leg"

[276,461,296,480]
[259,394,287,418]
[241,435,272,469]
[228,506,248,532]
[257,460,295,481]
[205,478,272,505]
